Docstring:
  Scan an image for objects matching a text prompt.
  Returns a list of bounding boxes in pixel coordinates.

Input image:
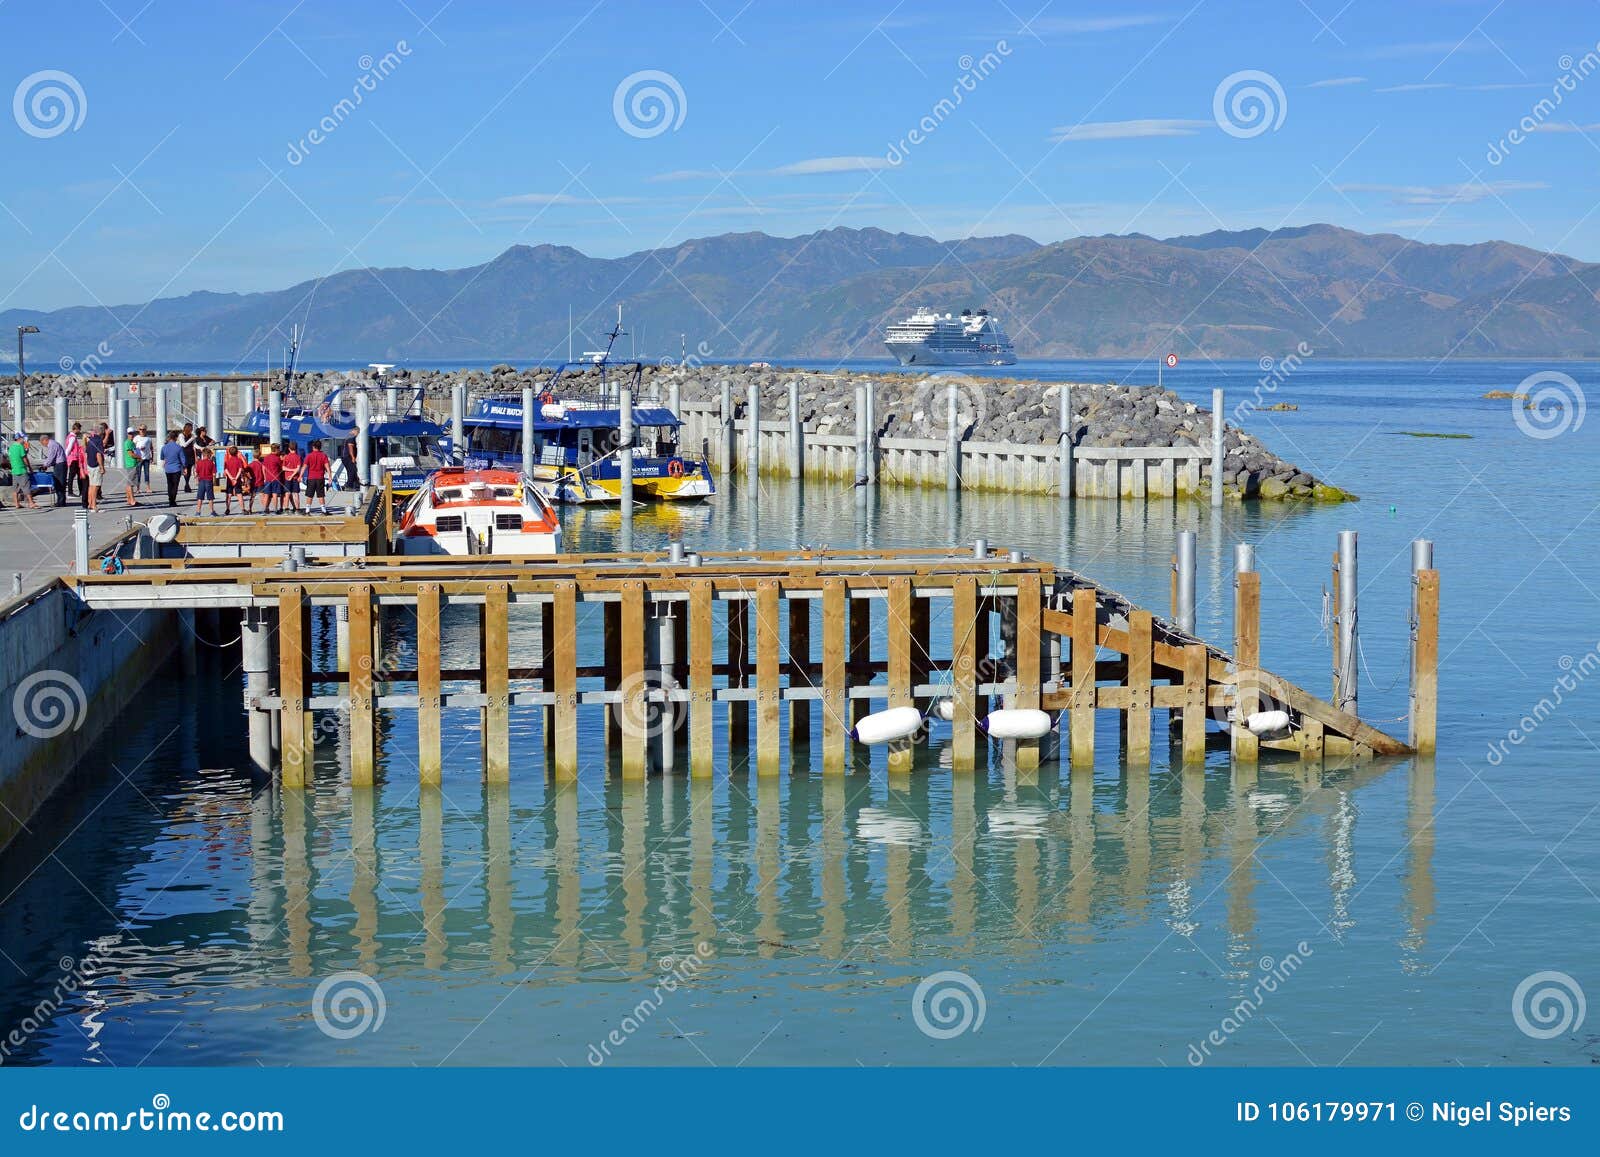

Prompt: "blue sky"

[4,0,1599,310]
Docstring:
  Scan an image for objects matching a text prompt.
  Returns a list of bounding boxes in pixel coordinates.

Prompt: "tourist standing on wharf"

[193,444,218,515]
[304,439,330,514]
[82,425,104,512]
[259,443,283,512]
[133,424,154,495]
[39,432,66,507]
[222,445,246,515]
[6,433,38,511]
[65,422,85,502]
[177,422,195,493]
[281,443,302,513]
[160,430,184,507]
[119,427,139,507]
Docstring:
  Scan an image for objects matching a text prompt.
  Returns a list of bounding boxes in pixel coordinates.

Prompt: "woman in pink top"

[64,423,87,499]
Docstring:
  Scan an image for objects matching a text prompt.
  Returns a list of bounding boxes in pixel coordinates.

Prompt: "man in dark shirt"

[83,427,104,512]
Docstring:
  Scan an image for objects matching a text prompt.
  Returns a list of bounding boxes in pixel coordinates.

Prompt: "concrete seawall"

[0,584,178,854]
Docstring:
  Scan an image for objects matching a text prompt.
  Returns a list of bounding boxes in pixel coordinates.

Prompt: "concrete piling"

[1210,388,1225,506]
[155,387,169,443]
[1334,530,1358,714]
[451,385,467,466]
[788,377,802,479]
[945,380,961,492]
[1058,384,1073,499]
[745,380,759,478]
[355,392,371,488]
[719,379,734,472]
[53,396,68,446]
[521,387,536,479]
[269,390,284,448]
[1174,530,1196,635]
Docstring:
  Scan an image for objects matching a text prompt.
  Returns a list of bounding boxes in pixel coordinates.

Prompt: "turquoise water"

[1,359,1596,1067]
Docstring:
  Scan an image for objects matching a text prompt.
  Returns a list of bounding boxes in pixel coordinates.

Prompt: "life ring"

[667,458,685,478]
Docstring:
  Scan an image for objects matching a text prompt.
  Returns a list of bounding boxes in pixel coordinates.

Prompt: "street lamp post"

[16,326,38,437]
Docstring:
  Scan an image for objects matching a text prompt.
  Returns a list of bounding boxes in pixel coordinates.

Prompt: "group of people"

[3,421,337,516]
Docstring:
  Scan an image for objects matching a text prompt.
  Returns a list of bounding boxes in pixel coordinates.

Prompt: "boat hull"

[884,342,1016,367]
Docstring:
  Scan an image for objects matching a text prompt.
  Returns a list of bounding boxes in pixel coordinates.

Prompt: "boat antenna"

[284,324,302,397]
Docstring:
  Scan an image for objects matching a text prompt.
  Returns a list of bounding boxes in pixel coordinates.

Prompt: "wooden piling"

[277,588,310,789]
[688,580,716,777]
[1126,608,1153,766]
[1411,569,1438,755]
[552,581,579,780]
[1070,587,1096,767]
[481,583,510,783]
[1181,642,1207,763]
[1014,573,1042,770]
[348,585,376,786]
[1232,571,1260,764]
[756,579,782,775]
[951,576,978,771]
[619,580,648,779]
[821,578,848,773]
[416,583,442,784]
[887,576,915,773]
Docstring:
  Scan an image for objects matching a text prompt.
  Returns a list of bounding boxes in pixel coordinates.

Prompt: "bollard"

[355,391,371,487]
[1174,530,1196,635]
[1334,530,1358,714]
[686,552,703,567]
[946,380,961,492]
[668,542,686,564]
[788,377,802,479]
[291,545,308,568]
[521,387,536,479]
[1210,387,1225,506]
[973,537,988,560]
[745,380,759,478]
[1009,549,1024,564]
[53,395,68,447]
[73,510,90,575]
[269,389,284,447]
[451,384,466,465]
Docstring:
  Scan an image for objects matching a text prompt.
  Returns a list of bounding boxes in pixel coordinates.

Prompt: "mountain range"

[7,223,1600,364]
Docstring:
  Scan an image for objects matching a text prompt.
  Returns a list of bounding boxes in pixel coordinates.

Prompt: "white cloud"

[1338,180,1548,205]
[1307,76,1366,88]
[1375,82,1453,93]
[1527,121,1600,133]
[1028,14,1165,34]
[1049,118,1208,142]
[767,155,891,176]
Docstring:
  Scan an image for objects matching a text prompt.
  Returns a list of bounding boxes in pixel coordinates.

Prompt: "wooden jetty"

[60,519,1437,785]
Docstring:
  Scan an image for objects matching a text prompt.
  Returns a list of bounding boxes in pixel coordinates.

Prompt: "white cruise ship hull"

[885,341,1016,367]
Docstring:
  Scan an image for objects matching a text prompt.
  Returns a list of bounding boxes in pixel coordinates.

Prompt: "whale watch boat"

[461,319,715,504]
[883,307,1017,366]
[392,467,562,556]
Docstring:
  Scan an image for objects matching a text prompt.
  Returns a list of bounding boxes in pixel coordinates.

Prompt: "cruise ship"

[883,307,1017,366]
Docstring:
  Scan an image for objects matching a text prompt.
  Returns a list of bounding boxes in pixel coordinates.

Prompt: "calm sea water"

[2,359,1596,1067]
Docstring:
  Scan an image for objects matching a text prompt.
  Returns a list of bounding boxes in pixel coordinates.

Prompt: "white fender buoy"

[540,403,567,419]
[850,706,924,745]
[934,698,954,721]
[980,708,1054,739]
[1246,709,1291,736]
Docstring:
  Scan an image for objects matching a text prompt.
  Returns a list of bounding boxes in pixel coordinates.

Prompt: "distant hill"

[7,223,1600,363]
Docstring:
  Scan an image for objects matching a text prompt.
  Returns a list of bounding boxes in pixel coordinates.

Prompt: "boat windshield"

[378,435,436,460]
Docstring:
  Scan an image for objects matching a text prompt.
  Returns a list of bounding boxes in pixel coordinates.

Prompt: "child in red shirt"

[193,447,218,515]
[281,446,303,514]
[303,440,331,515]
[260,444,284,513]
[246,451,266,513]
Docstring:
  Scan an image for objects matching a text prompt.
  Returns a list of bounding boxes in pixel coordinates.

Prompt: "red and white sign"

[1164,353,1179,369]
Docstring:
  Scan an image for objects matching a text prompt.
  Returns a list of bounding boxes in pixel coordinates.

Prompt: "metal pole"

[105,383,119,434]
[521,386,536,479]
[854,380,868,482]
[73,510,90,575]
[1059,384,1073,499]
[719,378,733,472]
[355,391,371,488]
[787,377,802,479]
[1175,530,1197,635]
[745,380,759,479]
[619,383,634,552]
[1234,542,1255,574]
[1335,529,1358,714]
[945,380,961,492]
[209,386,224,441]
[863,379,876,484]
[155,386,169,442]
[53,395,68,446]
[1210,387,1225,506]
[269,389,284,447]
[655,607,676,774]
[242,607,274,778]
[451,384,466,466]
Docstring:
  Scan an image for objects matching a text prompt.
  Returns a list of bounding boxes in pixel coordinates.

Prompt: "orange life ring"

[667,459,685,478]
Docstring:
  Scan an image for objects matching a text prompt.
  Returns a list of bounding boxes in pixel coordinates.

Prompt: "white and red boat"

[392,468,563,556]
